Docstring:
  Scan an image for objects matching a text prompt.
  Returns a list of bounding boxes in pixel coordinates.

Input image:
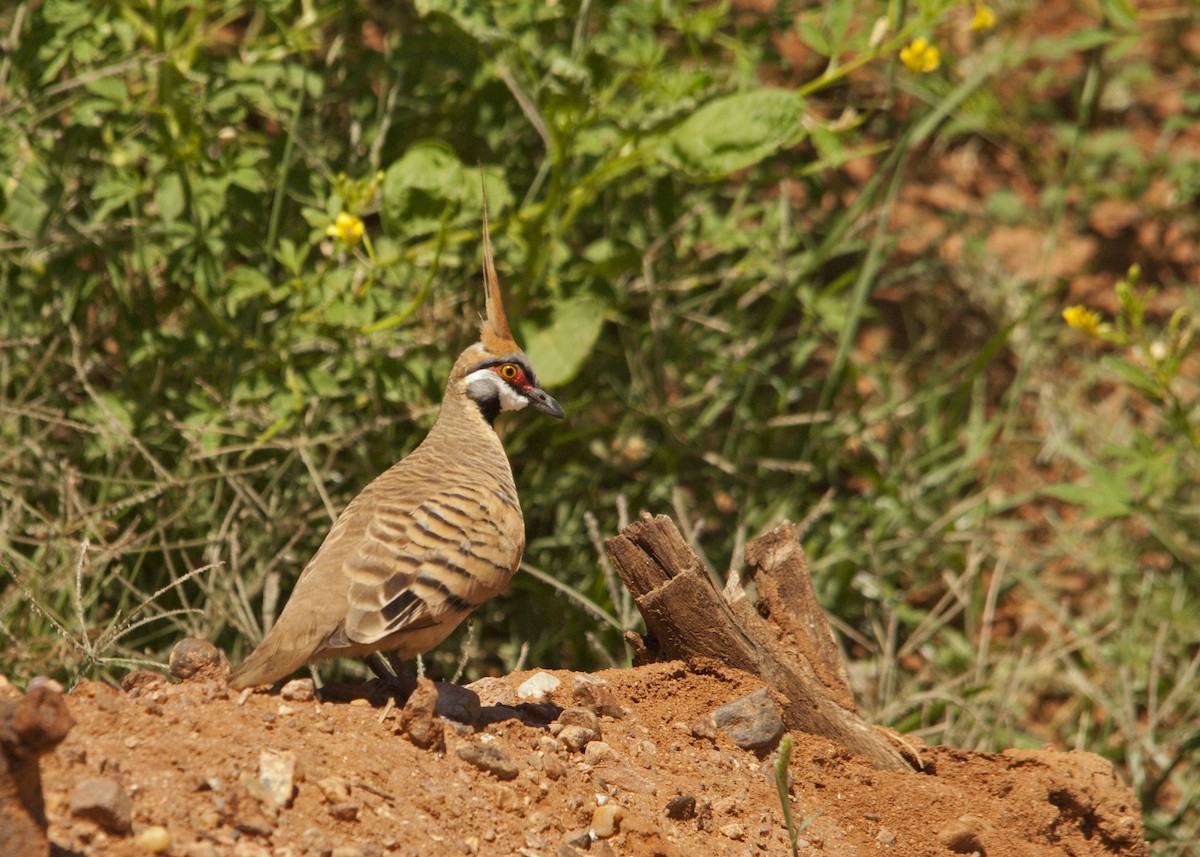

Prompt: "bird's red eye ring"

[499,363,520,381]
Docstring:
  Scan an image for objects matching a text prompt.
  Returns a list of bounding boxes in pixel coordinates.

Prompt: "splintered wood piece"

[605,513,911,772]
[744,520,856,712]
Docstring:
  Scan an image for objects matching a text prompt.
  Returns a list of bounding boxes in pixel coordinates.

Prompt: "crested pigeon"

[227,200,564,691]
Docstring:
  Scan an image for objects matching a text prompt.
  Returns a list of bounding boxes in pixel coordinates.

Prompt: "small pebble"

[558,724,598,752]
[317,776,351,803]
[300,827,331,855]
[571,674,625,718]
[456,742,519,780]
[517,671,561,701]
[709,688,786,753]
[665,795,697,820]
[583,741,618,765]
[232,843,271,857]
[938,822,985,854]
[590,804,624,838]
[281,678,316,701]
[169,638,228,681]
[557,706,601,733]
[70,777,133,834]
[719,823,745,841]
[258,749,297,810]
[136,825,171,852]
[184,843,220,857]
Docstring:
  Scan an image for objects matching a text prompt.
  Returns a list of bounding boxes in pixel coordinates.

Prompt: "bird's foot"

[365,653,417,703]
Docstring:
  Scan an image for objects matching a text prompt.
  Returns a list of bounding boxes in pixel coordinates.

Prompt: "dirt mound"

[26,660,1145,856]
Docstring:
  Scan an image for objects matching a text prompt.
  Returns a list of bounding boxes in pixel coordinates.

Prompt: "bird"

[227,197,564,692]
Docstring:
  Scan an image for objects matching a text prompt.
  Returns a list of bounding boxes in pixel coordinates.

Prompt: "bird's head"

[450,196,564,427]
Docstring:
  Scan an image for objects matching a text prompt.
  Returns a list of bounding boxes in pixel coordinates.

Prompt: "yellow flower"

[899,38,941,74]
[970,3,996,31]
[326,212,365,246]
[1063,305,1102,336]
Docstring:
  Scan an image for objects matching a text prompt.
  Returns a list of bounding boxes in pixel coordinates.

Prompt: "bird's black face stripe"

[466,379,502,425]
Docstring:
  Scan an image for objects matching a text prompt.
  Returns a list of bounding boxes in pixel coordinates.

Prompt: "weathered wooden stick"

[606,513,912,772]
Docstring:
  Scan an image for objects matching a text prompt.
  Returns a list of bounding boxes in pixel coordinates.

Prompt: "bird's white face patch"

[464,367,529,412]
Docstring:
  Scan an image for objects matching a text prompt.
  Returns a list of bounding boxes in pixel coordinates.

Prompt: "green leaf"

[1041,468,1133,518]
[665,89,807,179]
[797,20,829,56]
[1100,0,1138,28]
[225,267,274,316]
[518,296,606,387]
[1101,355,1162,398]
[155,173,185,223]
[381,142,512,237]
[414,0,507,46]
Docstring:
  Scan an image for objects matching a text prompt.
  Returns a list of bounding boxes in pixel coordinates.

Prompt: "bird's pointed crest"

[479,183,518,354]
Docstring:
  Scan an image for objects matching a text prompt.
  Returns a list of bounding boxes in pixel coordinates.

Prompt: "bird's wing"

[338,486,517,646]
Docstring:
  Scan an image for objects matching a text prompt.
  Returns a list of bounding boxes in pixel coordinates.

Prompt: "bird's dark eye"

[499,363,520,381]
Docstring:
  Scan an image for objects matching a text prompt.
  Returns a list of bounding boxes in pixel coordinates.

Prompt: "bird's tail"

[226,626,313,690]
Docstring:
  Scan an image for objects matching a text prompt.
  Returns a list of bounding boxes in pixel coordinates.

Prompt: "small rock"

[708,689,786,754]
[70,777,133,834]
[571,674,626,718]
[456,742,519,780]
[590,803,624,838]
[465,676,517,707]
[434,681,482,725]
[121,671,165,695]
[690,714,719,741]
[524,831,547,849]
[26,676,65,694]
[317,776,351,804]
[719,823,745,841]
[591,760,659,795]
[258,749,297,810]
[558,724,599,752]
[557,706,602,733]
[583,741,619,765]
[281,679,316,702]
[184,843,220,857]
[398,678,445,751]
[937,821,985,854]
[543,751,569,781]
[136,825,171,852]
[299,826,331,856]
[328,802,359,822]
[665,795,696,820]
[517,671,561,701]
[563,827,592,848]
[169,638,229,681]
[232,843,271,857]
[876,827,897,846]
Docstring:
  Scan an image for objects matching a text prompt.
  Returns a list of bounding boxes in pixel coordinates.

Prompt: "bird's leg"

[365,652,417,702]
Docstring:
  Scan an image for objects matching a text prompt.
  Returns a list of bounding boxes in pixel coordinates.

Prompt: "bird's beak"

[526,387,565,419]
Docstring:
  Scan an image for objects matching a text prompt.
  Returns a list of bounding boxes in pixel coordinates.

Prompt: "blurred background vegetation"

[1,0,1197,850]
